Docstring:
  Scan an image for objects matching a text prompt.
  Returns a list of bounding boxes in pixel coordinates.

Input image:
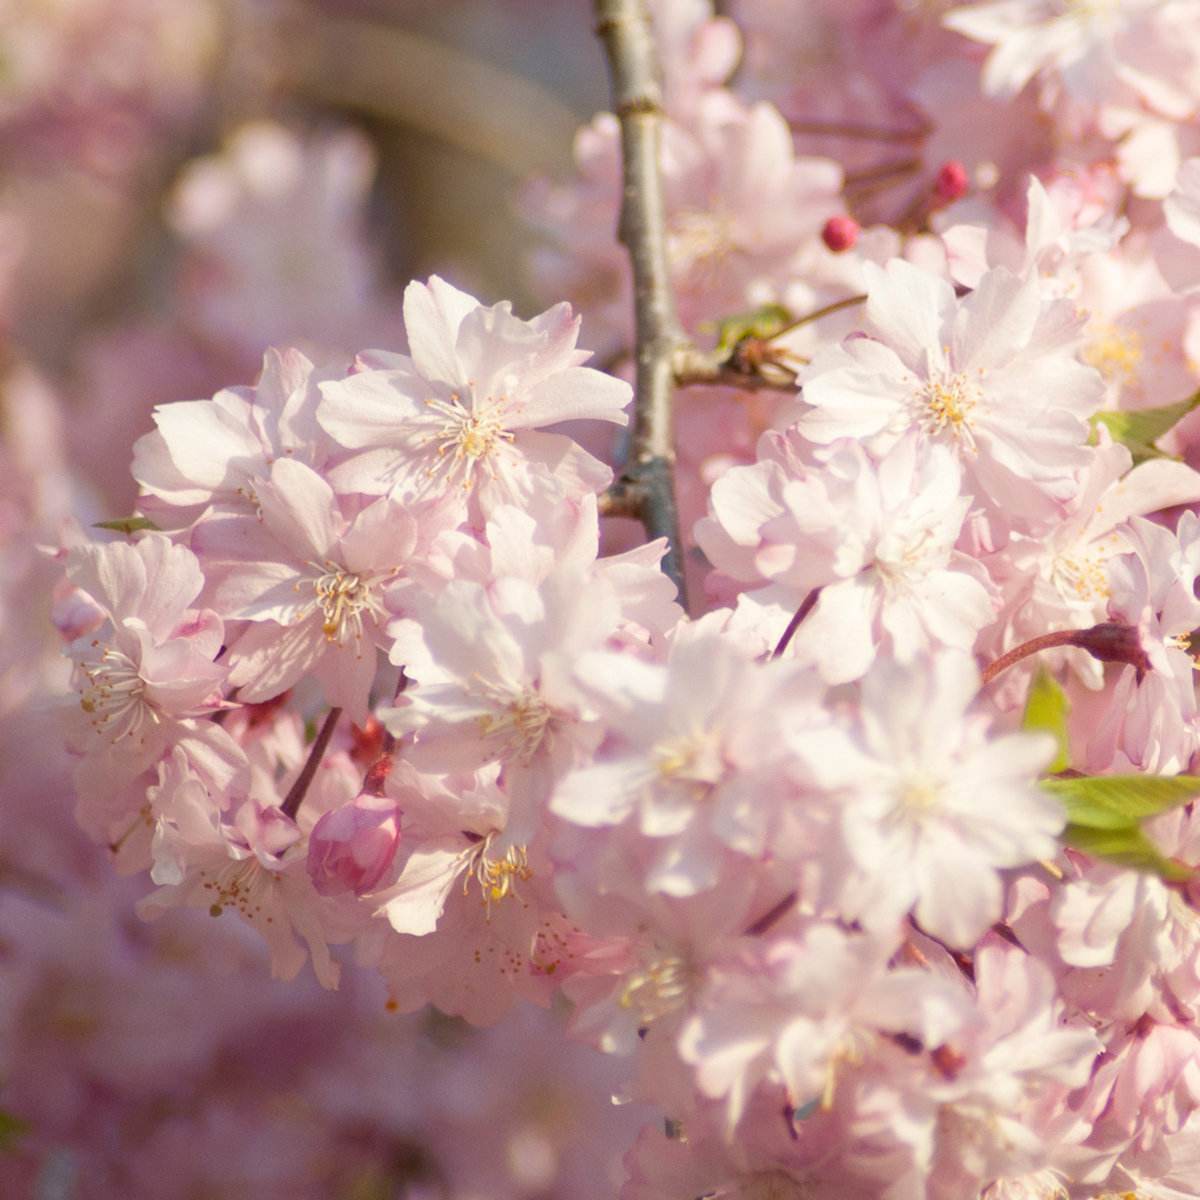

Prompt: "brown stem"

[672,344,799,393]
[773,589,820,659]
[281,707,342,820]
[789,118,928,143]
[981,632,1079,685]
[771,293,867,341]
[982,621,1151,686]
[744,890,798,937]
[595,0,687,606]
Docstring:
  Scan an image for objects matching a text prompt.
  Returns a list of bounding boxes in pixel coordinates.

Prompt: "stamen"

[79,645,157,742]
[914,368,982,445]
[420,391,515,489]
[464,836,533,915]
[306,562,390,645]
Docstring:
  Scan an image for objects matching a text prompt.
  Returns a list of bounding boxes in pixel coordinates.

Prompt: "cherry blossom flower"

[678,921,971,1131]
[697,432,995,682]
[131,346,335,522]
[1087,513,1200,772]
[990,441,1200,688]
[194,458,438,722]
[383,566,618,838]
[317,276,630,515]
[791,652,1062,947]
[799,259,1104,523]
[551,628,825,896]
[63,535,227,790]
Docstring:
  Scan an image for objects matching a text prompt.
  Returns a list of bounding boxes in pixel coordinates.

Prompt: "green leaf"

[1041,774,1200,827]
[93,515,161,535]
[1092,391,1200,462]
[0,1109,29,1152]
[1062,823,1192,882]
[713,303,793,355]
[1021,669,1070,774]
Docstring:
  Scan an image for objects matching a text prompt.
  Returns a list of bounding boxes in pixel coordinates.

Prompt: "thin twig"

[772,589,820,659]
[595,0,688,606]
[772,293,868,341]
[789,118,928,143]
[673,343,799,393]
[281,707,342,820]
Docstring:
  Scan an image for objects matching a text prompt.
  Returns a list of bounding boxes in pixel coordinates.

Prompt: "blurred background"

[0,3,652,1196]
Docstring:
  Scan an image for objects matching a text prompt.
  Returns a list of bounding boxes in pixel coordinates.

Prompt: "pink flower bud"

[933,160,969,204]
[821,215,860,253]
[306,793,401,897]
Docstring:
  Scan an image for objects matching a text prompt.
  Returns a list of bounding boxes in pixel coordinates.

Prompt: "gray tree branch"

[594,0,688,606]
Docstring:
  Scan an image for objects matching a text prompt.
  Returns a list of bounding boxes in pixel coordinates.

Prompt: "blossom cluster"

[30,0,1200,1198]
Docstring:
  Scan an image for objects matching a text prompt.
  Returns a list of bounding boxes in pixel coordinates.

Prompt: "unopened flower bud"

[307,793,401,896]
[822,215,860,253]
[933,160,969,204]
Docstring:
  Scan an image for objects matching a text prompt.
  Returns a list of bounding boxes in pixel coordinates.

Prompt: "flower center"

[466,838,533,914]
[422,391,514,488]
[668,207,736,281]
[915,370,981,444]
[1083,322,1143,387]
[619,951,691,1025]
[201,858,266,919]
[308,563,386,644]
[1050,548,1111,604]
[476,685,555,763]
[873,526,939,591]
[653,729,724,785]
[1060,0,1116,19]
[78,644,157,742]
[894,773,943,823]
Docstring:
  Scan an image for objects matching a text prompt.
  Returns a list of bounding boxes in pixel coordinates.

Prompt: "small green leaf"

[713,303,793,354]
[1041,774,1200,827]
[93,515,161,535]
[0,1108,29,1152]
[1062,823,1192,882]
[1092,391,1200,462]
[1021,668,1070,774]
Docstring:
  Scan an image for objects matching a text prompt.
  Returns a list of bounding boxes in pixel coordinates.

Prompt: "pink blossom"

[697,433,995,682]
[792,652,1062,947]
[317,275,629,515]
[306,792,401,898]
[1088,513,1200,772]
[64,535,226,768]
[194,457,437,722]
[132,346,335,520]
[799,259,1104,522]
[552,628,825,895]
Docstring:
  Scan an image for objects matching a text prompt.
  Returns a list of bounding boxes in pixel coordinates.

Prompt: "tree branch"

[595,0,688,606]
[281,707,342,820]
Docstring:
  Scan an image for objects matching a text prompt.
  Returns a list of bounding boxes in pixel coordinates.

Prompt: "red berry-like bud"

[821,215,860,253]
[933,160,969,204]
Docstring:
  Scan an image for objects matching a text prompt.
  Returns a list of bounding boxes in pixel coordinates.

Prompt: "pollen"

[78,645,158,743]
[1083,322,1143,387]
[308,562,388,644]
[619,952,691,1025]
[1050,549,1111,603]
[668,207,736,282]
[476,684,555,763]
[914,370,981,445]
[422,391,514,488]
[652,729,724,786]
[465,838,533,915]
